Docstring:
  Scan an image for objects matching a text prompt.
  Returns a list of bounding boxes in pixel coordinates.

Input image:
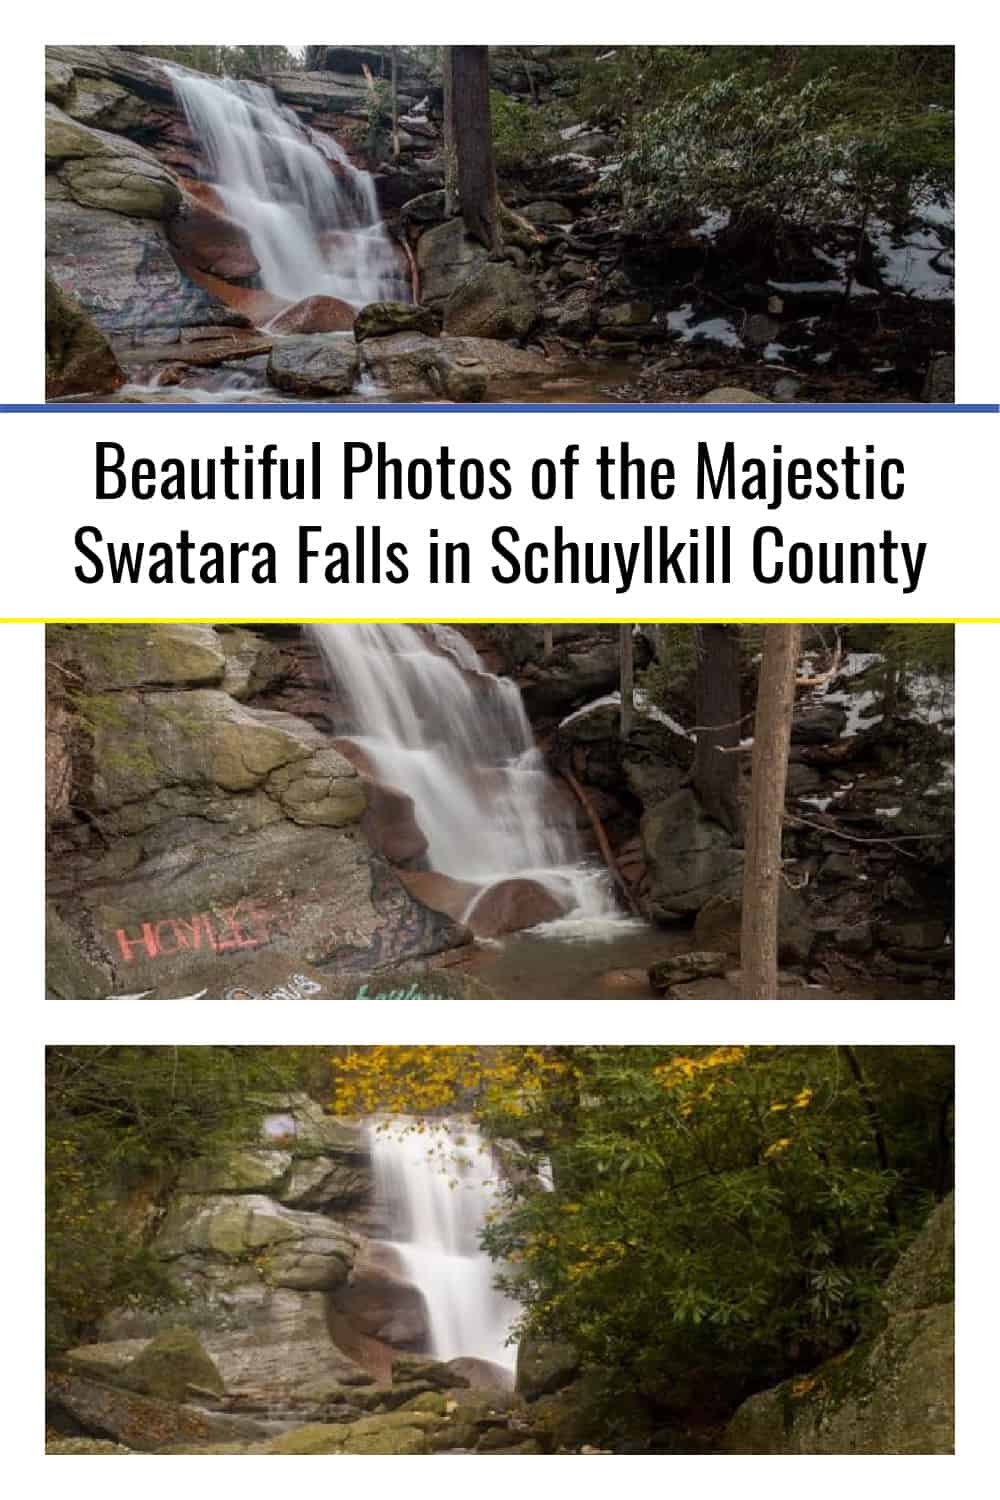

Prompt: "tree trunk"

[441,48,458,217]
[740,625,801,998]
[390,48,400,162]
[445,46,499,251]
[693,624,743,838]
[542,625,554,659]
[619,626,634,739]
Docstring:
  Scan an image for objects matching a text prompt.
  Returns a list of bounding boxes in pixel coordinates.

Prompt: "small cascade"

[167,66,408,308]
[368,1119,518,1370]
[310,623,620,933]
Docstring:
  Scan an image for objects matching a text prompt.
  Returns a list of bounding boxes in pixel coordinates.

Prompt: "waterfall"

[166,67,408,308]
[369,1119,519,1370]
[310,623,619,933]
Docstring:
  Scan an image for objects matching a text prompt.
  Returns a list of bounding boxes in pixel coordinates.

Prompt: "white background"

[0,409,996,616]
[5,0,996,1490]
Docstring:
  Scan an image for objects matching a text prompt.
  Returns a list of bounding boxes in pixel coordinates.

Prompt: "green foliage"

[614,47,953,249]
[881,624,954,678]
[45,1046,314,1352]
[479,1045,953,1413]
[142,45,302,79]
[490,91,560,172]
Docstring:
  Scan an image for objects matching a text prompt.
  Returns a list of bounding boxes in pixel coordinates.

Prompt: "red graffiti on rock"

[115,904,271,964]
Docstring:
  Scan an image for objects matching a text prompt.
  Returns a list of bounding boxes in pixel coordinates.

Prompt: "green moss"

[123,1328,225,1402]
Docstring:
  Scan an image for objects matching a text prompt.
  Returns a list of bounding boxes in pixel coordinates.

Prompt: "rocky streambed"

[45,46,953,405]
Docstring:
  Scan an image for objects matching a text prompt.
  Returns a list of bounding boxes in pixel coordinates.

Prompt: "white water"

[369,1119,518,1370]
[167,67,407,308]
[310,623,618,932]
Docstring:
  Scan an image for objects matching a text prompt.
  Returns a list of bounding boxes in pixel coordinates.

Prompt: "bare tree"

[692,624,743,837]
[619,625,634,739]
[740,624,801,998]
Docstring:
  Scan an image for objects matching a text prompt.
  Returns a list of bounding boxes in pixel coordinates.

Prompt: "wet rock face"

[47,200,249,341]
[166,199,259,282]
[724,1196,954,1454]
[46,625,470,997]
[331,1241,431,1349]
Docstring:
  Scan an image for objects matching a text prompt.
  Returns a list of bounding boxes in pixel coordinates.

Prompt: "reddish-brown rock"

[395,869,480,925]
[268,295,356,335]
[464,878,566,938]
[182,265,288,328]
[168,198,260,281]
[362,783,428,866]
[330,1241,430,1349]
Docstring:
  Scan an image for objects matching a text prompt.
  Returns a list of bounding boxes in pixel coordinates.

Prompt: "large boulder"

[121,1329,224,1402]
[641,788,744,919]
[46,626,469,997]
[416,217,491,305]
[520,637,621,718]
[516,1336,580,1400]
[46,104,182,219]
[268,296,356,335]
[155,1193,357,1291]
[46,272,124,398]
[648,951,729,993]
[724,1196,954,1454]
[267,334,359,395]
[360,330,552,401]
[465,878,566,938]
[45,1371,267,1452]
[166,199,259,281]
[443,262,539,340]
[694,888,814,966]
[58,624,228,691]
[354,301,442,341]
[331,1241,431,1348]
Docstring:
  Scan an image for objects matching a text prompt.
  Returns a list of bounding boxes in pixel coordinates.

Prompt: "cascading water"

[166,66,408,308]
[368,1119,519,1371]
[310,623,620,933]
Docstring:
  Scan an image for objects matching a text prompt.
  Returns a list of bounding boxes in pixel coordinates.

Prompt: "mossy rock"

[46,1438,133,1455]
[392,1353,469,1389]
[515,1335,580,1399]
[428,1422,479,1452]
[122,1328,225,1402]
[354,301,442,341]
[399,1390,449,1415]
[341,1425,429,1454]
[724,1197,954,1455]
[269,1423,349,1455]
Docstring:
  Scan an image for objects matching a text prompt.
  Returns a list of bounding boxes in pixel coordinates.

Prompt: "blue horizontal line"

[5,402,997,414]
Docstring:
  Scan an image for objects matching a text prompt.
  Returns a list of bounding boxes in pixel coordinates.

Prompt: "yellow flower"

[764,1137,792,1159]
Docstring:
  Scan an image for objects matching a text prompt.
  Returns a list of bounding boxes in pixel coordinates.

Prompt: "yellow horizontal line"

[5,617,993,626]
